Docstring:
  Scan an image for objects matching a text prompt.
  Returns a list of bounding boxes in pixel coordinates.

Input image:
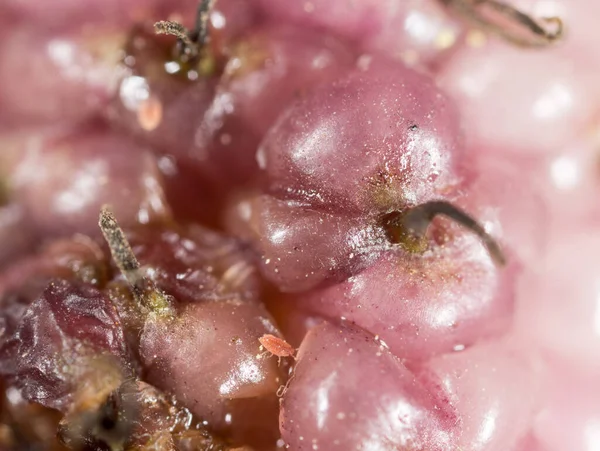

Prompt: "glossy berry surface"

[0,0,598,450]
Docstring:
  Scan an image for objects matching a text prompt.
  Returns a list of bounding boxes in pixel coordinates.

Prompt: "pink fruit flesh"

[4,125,171,238]
[140,300,283,442]
[297,222,516,361]
[417,339,541,451]
[0,205,35,269]
[1,1,599,450]
[279,322,458,451]
[193,24,357,185]
[259,58,464,213]
[98,219,285,448]
[436,36,599,157]
[235,57,475,293]
[255,0,462,67]
[516,227,600,374]
[531,364,600,451]
[226,193,385,292]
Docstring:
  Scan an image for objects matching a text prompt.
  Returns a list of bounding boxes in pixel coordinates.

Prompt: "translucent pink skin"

[3,1,600,450]
[531,139,600,228]
[516,436,549,451]
[417,340,540,451]
[0,25,126,123]
[109,69,218,182]
[6,126,171,238]
[0,205,35,269]
[259,58,464,214]
[0,0,255,127]
[194,24,357,184]
[112,23,355,190]
[209,0,262,43]
[244,58,470,292]
[3,0,194,27]
[463,155,548,265]
[213,25,356,137]
[226,194,386,292]
[140,300,282,441]
[516,228,600,374]
[436,37,599,157]
[255,0,461,67]
[299,224,516,361]
[531,365,600,451]
[279,322,458,451]
[111,224,282,447]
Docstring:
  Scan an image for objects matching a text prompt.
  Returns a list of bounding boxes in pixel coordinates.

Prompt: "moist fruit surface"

[0,1,598,451]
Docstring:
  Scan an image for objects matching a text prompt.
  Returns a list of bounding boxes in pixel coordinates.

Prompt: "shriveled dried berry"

[99,209,284,448]
[0,279,131,412]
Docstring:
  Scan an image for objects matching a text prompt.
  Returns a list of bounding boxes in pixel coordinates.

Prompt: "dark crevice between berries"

[55,356,132,451]
[99,206,174,317]
[0,400,63,451]
[441,0,563,47]
[58,388,134,451]
[58,379,236,451]
[0,177,10,208]
[382,200,506,266]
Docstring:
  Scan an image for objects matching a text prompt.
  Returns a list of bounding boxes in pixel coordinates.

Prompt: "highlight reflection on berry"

[0,1,597,451]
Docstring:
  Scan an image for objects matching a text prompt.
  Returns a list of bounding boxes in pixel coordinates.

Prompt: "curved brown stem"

[383,200,506,266]
[443,0,563,47]
[154,0,215,62]
[154,20,196,48]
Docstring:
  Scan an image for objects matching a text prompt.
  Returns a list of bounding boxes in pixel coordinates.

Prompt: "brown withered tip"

[98,207,173,315]
[154,20,195,48]
[442,0,564,47]
[153,0,216,60]
[383,200,506,267]
[99,206,141,281]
